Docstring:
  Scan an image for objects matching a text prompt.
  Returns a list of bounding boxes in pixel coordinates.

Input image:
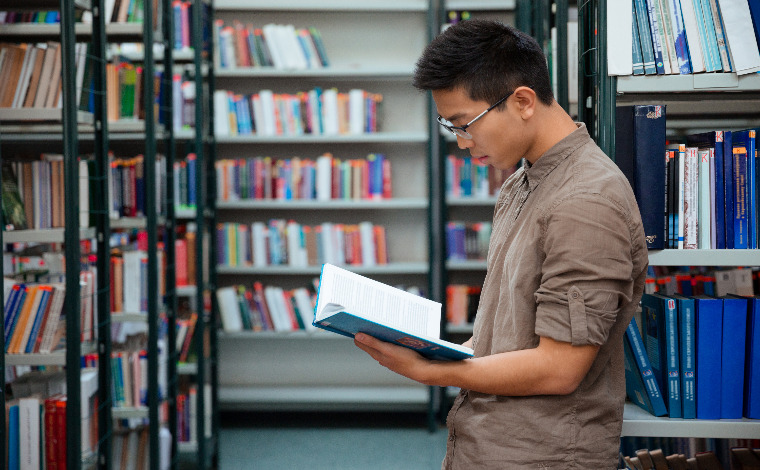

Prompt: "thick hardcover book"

[694,295,722,419]
[670,294,697,418]
[722,295,748,419]
[641,293,682,417]
[615,105,667,249]
[314,263,473,361]
[745,296,760,419]
[624,319,668,416]
[733,130,757,248]
[732,143,749,249]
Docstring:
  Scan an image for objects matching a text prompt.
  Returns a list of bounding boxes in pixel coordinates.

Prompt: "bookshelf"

[580,0,760,446]
[0,1,109,469]
[212,0,435,414]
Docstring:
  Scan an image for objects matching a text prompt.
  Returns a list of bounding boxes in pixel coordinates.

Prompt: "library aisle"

[217,412,448,470]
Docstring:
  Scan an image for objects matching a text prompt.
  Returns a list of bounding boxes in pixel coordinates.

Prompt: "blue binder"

[722,295,748,419]
[694,295,723,419]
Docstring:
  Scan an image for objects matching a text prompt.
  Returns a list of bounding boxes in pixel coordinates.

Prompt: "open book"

[313,263,474,361]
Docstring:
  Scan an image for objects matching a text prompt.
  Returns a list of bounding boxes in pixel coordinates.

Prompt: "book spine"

[626,320,668,416]
[677,297,696,419]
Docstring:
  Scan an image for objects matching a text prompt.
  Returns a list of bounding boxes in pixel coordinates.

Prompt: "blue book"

[671,294,697,419]
[745,296,760,419]
[314,263,473,361]
[722,296,748,419]
[644,0,667,74]
[724,131,735,248]
[747,0,760,53]
[694,295,723,419]
[642,293,682,417]
[615,105,667,250]
[3,283,22,344]
[8,401,19,470]
[624,319,668,416]
[733,130,757,248]
[667,0,692,74]
[4,286,27,352]
[23,286,51,354]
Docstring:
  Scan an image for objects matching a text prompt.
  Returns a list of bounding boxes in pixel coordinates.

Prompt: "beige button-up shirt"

[443,123,649,469]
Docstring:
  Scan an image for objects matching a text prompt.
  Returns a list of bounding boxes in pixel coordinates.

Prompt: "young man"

[354,19,649,469]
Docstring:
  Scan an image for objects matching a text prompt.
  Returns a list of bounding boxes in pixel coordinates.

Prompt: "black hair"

[413,19,554,106]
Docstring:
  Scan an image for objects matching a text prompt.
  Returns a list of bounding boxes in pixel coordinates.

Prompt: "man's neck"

[524,101,578,165]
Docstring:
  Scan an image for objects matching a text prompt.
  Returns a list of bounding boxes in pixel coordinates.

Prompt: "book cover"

[724,131,735,248]
[694,295,722,419]
[641,293,682,417]
[722,295,748,419]
[634,0,659,74]
[624,318,668,416]
[615,105,667,249]
[745,296,760,418]
[671,294,697,418]
[314,263,473,361]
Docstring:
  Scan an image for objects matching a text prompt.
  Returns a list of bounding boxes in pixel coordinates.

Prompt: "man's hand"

[354,333,443,386]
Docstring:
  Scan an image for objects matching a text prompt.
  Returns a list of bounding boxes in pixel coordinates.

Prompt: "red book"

[175,239,188,286]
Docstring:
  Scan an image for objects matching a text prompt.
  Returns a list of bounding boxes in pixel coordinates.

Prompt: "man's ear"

[513,86,537,120]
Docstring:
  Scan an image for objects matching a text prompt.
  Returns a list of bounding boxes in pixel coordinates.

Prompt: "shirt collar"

[523,122,590,191]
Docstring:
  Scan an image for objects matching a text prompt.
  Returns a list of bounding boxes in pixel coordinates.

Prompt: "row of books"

[446,284,481,326]
[175,313,197,363]
[0,41,88,110]
[5,368,99,470]
[616,105,759,250]
[446,156,516,199]
[173,154,198,211]
[109,153,168,220]
[619,0,760,76]
[110,249,167,315]
[212,88,383,137]
[625,292,760,420]
[3,282,65,355]
[2,157,91,231]
[111,350,148,408]
[216,283,316,333]
[646,266,758,297]
[214,20,329,70]
[216,221,389,269]
[176,384,212,443]
[446,221,491,262]
[620,447,760,470]
[620,439,760,470]
[215,153,392,202]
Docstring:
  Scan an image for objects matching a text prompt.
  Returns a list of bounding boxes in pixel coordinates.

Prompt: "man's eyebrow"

[441,112,465,123]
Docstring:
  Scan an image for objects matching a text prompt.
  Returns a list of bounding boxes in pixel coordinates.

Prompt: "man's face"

[432,87,526,170]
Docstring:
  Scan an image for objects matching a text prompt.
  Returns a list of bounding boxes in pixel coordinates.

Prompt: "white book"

[679,0,706,72]
[606,0,633,75]
[698,149,711,249]
[258,89,277,136]
[38,284,65,354]
[251,221,268,267]
[321,88,339,135]
[707,0,732,72]
[359,221,377,267]
[218,27,236,69]
[286,221,307,267]
[709,148,717,249]
[568,20,579,102]
[75,43,88,105]
[216,286,243,332]
[656,0,680,74]
[79,159,90,228]
[314,263,473,361]
[315,153,333,201]
[264,285,294,331]
[19,396,41,470]
[173,75,184,133]
[716,0,760,75]
[320,222,335,265]
[646,0,672,74]
[282,24,308,70]
[348,89,365,135]
[684,147,699,249]
[331,224,346,266]
[122,250,144,314]
[262,24,286,69]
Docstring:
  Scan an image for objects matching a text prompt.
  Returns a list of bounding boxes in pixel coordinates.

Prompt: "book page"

[316,264,441,338]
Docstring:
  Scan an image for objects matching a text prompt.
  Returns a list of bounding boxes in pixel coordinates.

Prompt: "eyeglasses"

[437,90,514,140]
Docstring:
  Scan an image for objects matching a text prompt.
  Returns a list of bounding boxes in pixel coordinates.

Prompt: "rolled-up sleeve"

[534,193,636,346]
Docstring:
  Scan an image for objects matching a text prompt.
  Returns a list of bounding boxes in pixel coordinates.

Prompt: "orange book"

[9,285,39,353]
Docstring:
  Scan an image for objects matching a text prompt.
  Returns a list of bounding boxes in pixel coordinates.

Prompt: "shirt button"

[571,292,579,299]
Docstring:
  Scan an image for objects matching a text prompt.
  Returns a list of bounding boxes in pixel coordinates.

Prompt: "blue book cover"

[23,287,51,354]
[694,295,722,419]
[615,105,667,249]
[745,296,760,418]
[624,319,668,416]
[4,286,27,352]
[724,131,735,248]
[644,0,666,74]
[3,284,22,344]
[671,294,696,419]
[8,402,19,470]
[667,0,692,74]
[722,296,748,419]
[642,293,682,417]
[314,263,474,362]
[733,130,757,248]
[624,332,663,416]
[747,0,760,52]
